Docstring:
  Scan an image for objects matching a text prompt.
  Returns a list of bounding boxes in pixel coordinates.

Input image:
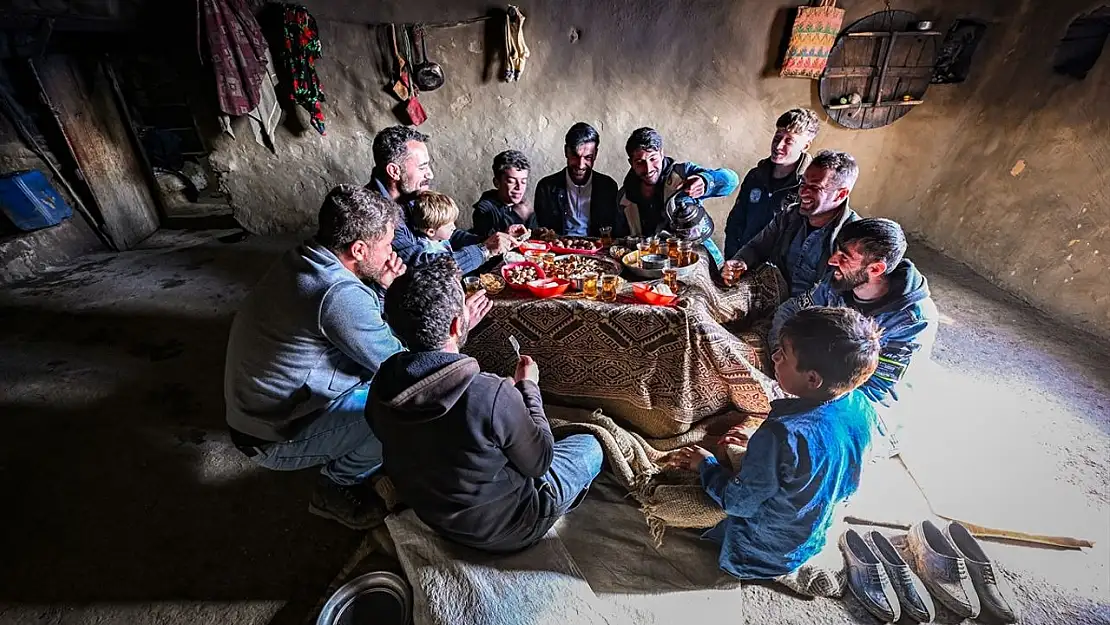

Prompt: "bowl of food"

[479,273,506,295]
[550,237,603,255]
[548,253,622,282]
[621,250,700,279]
[502,261,545,290]
[526,277,571,298]
[609,245,630,260]
[632,281,678,306]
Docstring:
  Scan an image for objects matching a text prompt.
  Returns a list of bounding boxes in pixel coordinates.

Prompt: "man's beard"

[399,172,426,196]
[354,258,385,284]
[830,266,869,292]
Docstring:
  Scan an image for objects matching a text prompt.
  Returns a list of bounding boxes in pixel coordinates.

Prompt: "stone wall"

[14,0,1110,338]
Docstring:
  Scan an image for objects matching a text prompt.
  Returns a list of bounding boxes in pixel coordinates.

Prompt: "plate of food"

[479,273,506,295]
[621,250,700,280]
[632,281,679,306]
[501,261,545,290]
[526,278,571,299]
[549,237,603,255]
[548,254,622,281]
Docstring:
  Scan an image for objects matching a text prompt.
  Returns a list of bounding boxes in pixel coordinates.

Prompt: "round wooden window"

[820,10,941,129]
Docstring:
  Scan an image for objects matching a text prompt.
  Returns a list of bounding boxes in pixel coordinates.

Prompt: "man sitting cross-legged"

[770,217,938,408]
[368,257,604,553]
[224,185,492,530]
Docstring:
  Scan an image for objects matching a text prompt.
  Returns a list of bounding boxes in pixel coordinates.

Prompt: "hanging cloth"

[199,0,269,116]
[503,5,530,82]
[281,4,327,135]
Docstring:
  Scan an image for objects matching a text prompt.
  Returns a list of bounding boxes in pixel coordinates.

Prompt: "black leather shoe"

[840,529,901,622]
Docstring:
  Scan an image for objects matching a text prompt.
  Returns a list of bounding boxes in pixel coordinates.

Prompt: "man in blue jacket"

[723,108,819,258]
[770,218,938,407]
[533,122,621,237]
[617,127,739,266]
[366,125,515,273]
[224,185,491,530]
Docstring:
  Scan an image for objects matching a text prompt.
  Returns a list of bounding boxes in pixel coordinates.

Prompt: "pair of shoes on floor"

[309,474,388,531]
[841,528,933,623]
[907,519,1020,623]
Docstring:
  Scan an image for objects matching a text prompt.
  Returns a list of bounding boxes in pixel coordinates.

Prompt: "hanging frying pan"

[412,25,445,91]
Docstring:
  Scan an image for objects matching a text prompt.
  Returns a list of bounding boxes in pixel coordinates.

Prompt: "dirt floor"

[0,230,1107,625]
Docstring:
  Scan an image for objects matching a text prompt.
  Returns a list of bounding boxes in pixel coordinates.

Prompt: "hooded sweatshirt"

[770,259,939,406]
[367,350,554,551]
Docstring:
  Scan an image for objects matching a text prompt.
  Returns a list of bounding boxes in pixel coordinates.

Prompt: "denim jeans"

[488,433,604,552]
[252,382,382,486]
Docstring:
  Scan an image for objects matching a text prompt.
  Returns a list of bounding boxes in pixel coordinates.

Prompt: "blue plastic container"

[0,170,73,231]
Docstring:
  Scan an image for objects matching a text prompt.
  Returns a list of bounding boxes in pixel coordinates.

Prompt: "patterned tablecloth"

[463,258,789,437]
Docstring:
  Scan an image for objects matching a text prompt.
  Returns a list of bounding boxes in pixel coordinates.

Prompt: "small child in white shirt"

[411,191,460,256]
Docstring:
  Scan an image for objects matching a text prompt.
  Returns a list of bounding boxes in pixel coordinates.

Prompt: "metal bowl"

[639,254,669,270]
[621,250,700,280]
[317,571,412,625]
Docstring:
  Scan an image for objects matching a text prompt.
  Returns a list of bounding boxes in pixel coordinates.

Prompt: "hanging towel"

[200,0,269,116]
[281,4,326,135]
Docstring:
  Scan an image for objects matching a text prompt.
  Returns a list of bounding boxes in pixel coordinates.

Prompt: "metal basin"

[317,571,412,625]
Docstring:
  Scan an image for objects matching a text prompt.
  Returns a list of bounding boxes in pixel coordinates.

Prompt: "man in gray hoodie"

[368,257,604,553]
[224,185,491,530]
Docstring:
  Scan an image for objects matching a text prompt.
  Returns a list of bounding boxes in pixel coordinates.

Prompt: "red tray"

[632,283,678,306]
[549,241,603,256]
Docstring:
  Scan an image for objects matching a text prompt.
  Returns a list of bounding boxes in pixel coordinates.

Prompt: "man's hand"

[377,252,407,289]
[721,259,748,286]
[514,354,540,385]
[665,445,714,472]
[465,290,493,329]
[507,224,530,240]
[683,175,707,200]
[484,232,516,256]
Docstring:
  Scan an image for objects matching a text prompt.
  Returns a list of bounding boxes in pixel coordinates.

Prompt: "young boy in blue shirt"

[668,307,880,590]
[411,191,461,256]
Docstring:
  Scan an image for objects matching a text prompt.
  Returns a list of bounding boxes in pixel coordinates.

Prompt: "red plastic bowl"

[526,278,571,298]
[501,261,546,290]
[632,283,678,306]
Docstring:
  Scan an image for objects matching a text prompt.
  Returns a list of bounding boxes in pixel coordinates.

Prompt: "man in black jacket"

[533,122,621,237]
[368,257,604,553]
[472,150,539,237]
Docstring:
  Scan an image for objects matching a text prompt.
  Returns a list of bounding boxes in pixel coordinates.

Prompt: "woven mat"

[464,262,788,438]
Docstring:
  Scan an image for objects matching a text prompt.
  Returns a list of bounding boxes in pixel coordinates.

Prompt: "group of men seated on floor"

[221,109,938,586]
